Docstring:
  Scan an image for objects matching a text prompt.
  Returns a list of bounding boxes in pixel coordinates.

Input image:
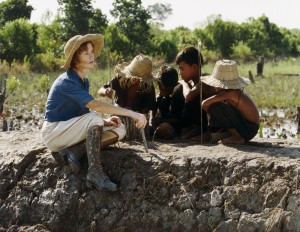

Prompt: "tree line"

[0,0,299,72]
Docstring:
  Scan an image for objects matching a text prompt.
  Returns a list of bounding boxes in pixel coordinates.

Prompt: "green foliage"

[0,3,299,72]
[149,24,178,62]
[36,18,64,56]
[35,74,50,93]
[232,42,253,62]
[259,124,263,138]
[29,52,62,72]
[89,9,108,34]
[202,16,239,58]
[0,0,33,27]
[58,0,91,38]
[241,59,300,108]
[6,75,20,93]
[111,0,152,55]
[103,24,130,61]
[0,18,37,64]
[147,3,172,22]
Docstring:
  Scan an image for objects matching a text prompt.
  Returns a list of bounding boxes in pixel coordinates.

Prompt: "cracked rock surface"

[1,131,300,232]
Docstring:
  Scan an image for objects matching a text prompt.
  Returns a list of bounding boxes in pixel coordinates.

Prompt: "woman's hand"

[130,111,147,129]
[104,116,122,127]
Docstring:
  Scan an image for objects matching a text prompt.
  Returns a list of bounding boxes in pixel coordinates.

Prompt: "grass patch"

[1,58,300,118]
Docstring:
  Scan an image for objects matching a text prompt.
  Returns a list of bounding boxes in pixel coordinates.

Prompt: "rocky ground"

[0,131,300,232]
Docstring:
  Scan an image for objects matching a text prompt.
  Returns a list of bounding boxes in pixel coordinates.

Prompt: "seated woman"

[41,34,147,192]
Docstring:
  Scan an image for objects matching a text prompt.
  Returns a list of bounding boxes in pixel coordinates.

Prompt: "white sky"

[25,0,300,30]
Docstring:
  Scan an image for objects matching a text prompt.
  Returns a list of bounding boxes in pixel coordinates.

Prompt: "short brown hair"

[175,46,203,66]
[70,41,91,68]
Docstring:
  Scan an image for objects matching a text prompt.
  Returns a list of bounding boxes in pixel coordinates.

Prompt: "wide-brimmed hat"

[61,34,104,69]
[116,54,154,82]
[201,60,250,89]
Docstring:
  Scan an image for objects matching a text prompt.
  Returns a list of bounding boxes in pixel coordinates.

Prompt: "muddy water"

[259,108,299,140]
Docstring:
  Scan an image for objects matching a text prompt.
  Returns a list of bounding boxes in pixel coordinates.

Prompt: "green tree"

[169,27,198,50]
[37,18,64,55]
[0,18,36,64]
[242,15,285,57]
[147,3,172,22]
[0,0,33,27]
[58,0,93,39]
[148,23,178,62]
[103,24,130,62]
[89,9,108,34]
[111,0,152,56]
[203,16,239,58]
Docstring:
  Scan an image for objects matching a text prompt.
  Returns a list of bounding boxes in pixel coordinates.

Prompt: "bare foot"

[220,135,245,144]
[191,132,210,141]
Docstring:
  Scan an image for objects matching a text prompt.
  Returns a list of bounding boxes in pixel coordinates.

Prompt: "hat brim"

[115,62,155,84]
[61,34,104,69]
[201,74,250,89]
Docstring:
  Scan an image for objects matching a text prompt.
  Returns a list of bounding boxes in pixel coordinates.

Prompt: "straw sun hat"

[115,54,155,83]
[201,60,250,89]
[61,34,104,69]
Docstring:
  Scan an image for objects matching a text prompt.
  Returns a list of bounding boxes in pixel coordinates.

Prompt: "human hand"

[105,88,114,99]
[105,116,122,127]
[131,112,147,129]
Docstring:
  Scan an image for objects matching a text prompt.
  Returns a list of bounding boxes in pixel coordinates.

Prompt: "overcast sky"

[25,0,300,30]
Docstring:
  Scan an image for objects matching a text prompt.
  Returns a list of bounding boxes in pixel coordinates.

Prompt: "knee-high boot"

[86,125,117,191]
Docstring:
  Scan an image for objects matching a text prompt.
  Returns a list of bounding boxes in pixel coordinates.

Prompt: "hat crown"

[124,55,153,78]
[212,60,239,81]
[64,35,81,58]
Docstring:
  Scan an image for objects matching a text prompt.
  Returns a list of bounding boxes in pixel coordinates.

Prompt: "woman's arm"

[86,99,147,129]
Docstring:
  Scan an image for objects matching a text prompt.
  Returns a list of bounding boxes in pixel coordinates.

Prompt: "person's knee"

[113,123,126,140]
[87,112,104,128]
[208,102,230,118]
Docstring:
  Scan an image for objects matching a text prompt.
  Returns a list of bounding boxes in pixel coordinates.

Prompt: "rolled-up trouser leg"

[208,102,255,141]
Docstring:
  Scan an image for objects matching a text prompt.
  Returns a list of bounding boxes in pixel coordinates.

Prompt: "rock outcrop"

[1,131,300,232]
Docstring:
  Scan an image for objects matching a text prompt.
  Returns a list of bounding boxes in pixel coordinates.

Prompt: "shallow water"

[258,108,299,140]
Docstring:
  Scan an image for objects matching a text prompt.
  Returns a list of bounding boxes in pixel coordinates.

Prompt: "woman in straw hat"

[98,54,156,139]
[201,60,260,144]
[41,34,147,191]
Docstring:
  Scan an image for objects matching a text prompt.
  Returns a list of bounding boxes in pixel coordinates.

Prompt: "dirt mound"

[0,131,300,232]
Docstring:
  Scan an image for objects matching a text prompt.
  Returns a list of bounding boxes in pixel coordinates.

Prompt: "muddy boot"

[58,141,86,174]
[86,125,117,191]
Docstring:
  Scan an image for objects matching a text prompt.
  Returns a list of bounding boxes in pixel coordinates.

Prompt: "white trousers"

[41,111,126,152]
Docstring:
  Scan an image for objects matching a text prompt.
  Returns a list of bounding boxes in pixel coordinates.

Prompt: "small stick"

[140,128,148,153]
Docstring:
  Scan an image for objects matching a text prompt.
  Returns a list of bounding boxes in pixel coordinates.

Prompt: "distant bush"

[35,74,50,94]
[29,52,62,72]
[6,75,20,93]
[232,42,254,62]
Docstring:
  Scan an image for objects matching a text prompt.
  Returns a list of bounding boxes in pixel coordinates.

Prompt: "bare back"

[202,89,260,125]
[224,90,260,125]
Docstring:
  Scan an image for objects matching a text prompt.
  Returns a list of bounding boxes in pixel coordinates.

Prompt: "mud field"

[0,131,300,232]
